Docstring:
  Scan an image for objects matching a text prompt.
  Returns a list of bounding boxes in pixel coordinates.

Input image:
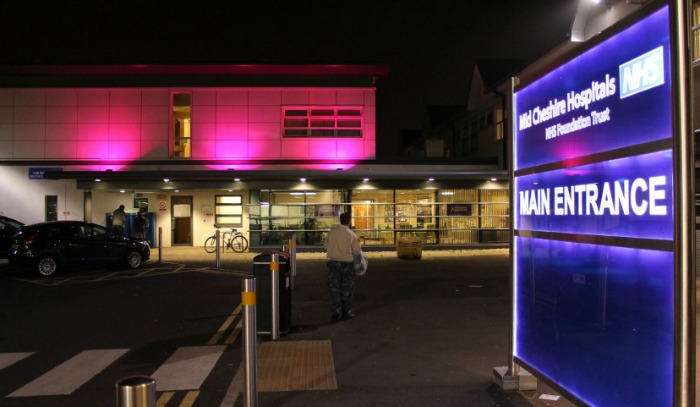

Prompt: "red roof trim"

[0,64,390,77]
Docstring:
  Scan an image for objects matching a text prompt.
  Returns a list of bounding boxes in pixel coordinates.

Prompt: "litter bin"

[397,236,423,260]
[253,250,292,334]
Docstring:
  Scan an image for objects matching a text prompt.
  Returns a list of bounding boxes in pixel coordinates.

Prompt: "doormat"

[257,339,337,392]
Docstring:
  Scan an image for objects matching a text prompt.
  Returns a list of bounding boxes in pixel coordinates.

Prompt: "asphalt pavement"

[157,246,575,407]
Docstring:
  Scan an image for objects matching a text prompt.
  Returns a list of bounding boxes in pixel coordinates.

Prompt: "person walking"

[112,205,126,235]
[133,211,147,240]
[324,212,362,322]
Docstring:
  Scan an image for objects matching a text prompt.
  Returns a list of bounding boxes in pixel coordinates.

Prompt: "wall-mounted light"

[300,178,307,182]
[163,178,170,183]
[95,178,101,182]
[363,178,370,182]
[591,0,612,9]
[428,178,435,182]
[119,189,125,193]
[234,178,241,182]
[491,178,498,182]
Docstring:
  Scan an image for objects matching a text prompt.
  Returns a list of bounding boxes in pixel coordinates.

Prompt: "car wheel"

[36,256,58,277]
[125,250,142,269]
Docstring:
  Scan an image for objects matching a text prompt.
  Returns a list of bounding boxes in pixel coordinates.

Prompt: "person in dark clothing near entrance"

[133,211,147,240]
[324,212,362,322]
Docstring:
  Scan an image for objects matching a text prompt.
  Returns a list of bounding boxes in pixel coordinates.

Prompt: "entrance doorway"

[354,200,377,243]
[172,196,192,246]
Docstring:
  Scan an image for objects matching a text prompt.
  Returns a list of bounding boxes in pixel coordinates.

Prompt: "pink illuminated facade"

[0,64,509,249]
[0,87,376,162]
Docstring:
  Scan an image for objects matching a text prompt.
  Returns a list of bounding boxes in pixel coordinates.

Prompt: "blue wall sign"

[28,167,63,179]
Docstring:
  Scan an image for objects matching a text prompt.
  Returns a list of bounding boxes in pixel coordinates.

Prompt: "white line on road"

[7,349,128,397]
[151,346,226,391]
[0,352,34,371]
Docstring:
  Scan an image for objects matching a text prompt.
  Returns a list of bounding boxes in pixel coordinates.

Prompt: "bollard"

[270,252,280,341]
[289,234,297,289]
[242,277,258,407]
[157,227,163,264]
[116,375,155,407]
[215,229,221,268]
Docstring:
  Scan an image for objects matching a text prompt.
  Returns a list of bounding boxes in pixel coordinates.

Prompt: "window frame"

[282,106,363,138]
[215,195,244,227]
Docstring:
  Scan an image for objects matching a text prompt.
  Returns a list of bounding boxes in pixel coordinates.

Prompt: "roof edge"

[0,64,390,77]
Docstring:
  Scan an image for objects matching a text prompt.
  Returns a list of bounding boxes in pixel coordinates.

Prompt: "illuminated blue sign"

[28,167,62,179]
[515,150,673,239]
[514,6,672,170]
[619,46,665,98]
[515,237,674,407]
[513,5,675,407]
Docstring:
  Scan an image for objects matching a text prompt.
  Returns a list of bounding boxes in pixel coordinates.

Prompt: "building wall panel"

[0,86,376,161]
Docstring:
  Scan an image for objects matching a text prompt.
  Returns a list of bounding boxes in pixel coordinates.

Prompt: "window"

[283,107,363,138]
[172,92,192,158]
[495,108,504,141]
[215,195,243,226]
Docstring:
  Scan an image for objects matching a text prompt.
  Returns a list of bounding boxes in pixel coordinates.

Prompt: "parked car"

[0,215,24,259]
[9,221,150,276]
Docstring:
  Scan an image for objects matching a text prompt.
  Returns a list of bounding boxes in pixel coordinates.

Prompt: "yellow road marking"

[207,304,242,345]
[225,320,243,345]
[180,390,200,407]
[156,391,174,407]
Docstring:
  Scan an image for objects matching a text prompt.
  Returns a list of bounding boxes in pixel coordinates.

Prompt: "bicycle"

[204,227,249,253]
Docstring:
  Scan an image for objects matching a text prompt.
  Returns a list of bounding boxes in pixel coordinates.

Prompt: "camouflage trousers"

[327,260,356,316]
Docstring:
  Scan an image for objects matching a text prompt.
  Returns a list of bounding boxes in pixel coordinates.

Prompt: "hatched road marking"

[151,346,226,391]
[7,349,128,397]
[0,352,34,371]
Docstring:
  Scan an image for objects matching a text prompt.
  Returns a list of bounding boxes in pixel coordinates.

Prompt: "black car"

[0,215,24,259]
[9,221,150,276]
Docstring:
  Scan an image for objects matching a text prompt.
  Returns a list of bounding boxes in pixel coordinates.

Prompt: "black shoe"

[342,311,355,320]
[331,313,341,322]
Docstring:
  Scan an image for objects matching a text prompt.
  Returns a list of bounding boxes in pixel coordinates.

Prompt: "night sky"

[2,0,578,157]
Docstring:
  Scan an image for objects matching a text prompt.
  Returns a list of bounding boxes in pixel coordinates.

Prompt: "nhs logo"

[619,46,665,99]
